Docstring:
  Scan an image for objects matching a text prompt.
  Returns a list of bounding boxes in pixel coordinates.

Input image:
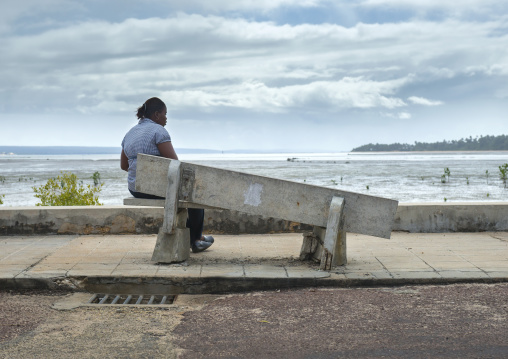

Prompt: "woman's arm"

[120,149,129,171]
[158,141,179,160]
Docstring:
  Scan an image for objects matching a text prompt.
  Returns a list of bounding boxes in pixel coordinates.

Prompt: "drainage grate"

[87,294,176,306]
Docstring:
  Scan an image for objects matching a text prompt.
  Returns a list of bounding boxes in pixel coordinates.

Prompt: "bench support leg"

[162,160,181,234]
[151,208,190,263]
[320,196,347,270]
[300,196,347,270]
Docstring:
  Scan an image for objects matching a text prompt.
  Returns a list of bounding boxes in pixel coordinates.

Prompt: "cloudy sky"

[1,0,507,152]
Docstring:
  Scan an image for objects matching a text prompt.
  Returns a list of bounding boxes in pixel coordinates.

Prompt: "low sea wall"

[0,203,507,236]
[394,203,508,232]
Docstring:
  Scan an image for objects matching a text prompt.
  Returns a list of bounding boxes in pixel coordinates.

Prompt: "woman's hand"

[120,149,129,171]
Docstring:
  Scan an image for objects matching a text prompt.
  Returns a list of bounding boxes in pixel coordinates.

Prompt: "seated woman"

[121,97,213,253]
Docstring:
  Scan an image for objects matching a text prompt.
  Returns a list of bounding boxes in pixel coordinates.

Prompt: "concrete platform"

[1,232,508,294]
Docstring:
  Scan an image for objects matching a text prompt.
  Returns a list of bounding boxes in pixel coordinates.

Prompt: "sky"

[1,0,507,152]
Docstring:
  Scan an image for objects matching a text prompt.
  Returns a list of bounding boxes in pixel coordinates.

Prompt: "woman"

[121,97,213,253]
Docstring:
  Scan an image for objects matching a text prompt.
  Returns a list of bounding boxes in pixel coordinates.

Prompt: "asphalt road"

[1,283,507,358]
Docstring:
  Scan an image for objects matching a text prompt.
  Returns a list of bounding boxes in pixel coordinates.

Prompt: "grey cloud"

[358,0,507,15]
[151,0,321,13]
[407,96,443,106]
[1,11,507,120]
[161,76,409,112]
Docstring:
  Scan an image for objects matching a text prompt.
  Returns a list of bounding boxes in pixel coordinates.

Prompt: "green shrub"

[91,171,102,186]
[0,194,4,205]
[499,164,508,188]
[32,172,103,206]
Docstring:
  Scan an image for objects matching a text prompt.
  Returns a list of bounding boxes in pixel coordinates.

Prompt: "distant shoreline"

[2,146,508,156]
[0,146,309,156]
[0,146,122,155]
[349,150,508,154]
[351,135,508,152]
[0,146,224,156]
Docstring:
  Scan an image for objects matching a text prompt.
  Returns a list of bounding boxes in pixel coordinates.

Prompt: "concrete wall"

[394,202,508,233]
[0,206,163,236]
[1,202,507,236]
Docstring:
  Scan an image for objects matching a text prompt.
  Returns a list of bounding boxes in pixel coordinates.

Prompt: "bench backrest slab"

[136,154,398,239]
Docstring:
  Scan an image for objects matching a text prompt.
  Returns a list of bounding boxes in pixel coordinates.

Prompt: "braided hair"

[136,97,166,120]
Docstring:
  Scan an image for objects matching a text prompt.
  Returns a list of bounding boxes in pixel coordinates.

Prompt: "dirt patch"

[173,283,508,358]
[0,291,209,359]
[2,284,508,358]
[0,290,63,343]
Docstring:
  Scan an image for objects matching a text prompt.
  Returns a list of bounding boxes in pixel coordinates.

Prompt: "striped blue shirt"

[121,118,171,191]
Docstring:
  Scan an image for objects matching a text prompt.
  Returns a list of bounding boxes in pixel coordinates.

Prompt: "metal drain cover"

[88,294,176,306]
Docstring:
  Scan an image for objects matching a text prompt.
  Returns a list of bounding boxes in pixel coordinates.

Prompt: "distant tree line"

[351,135,508,152]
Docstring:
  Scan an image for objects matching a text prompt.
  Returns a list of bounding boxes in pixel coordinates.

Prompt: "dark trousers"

[129,189,204,243]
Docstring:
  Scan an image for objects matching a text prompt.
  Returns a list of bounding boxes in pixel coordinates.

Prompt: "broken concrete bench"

[129,154,399,270]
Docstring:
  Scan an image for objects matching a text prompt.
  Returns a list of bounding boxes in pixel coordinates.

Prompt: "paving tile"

[0,256,44,265]
[67,263,117,276]
[18,271,66,279]
[438,271,490,279]
[0,263,28,270]
[347,260,381,267]
[40,257,84,265]
[77,256,125,264]
[370,270,394,279]
[119,257,153,265]
[375,254,423,261]
[68,270,117,277]
[0,269,23,278]
[49,250,93,258]
[29,263,75,272]
[347,262,382,268]
[155,264,202,278]
[325,272,347,280]
[478,267,508,272]
[382,265,436,272]
[89,248,129,255]
[485,271,508,278]
[379,262,432,271]
[113,263,159,270]
[200,264,244,278]
[425,261,480,270]
[389,271,441,279]
[122,251,153,259]
[348,266,387,273]
[344,272,375,280]
[467,260,508,268]
[453,249,506,255]
[414,255,467,262]
[8,249,53,256]
[460,256,508,262]
[383,266,435,272]
[110,267,158,277]
[244,265,287,278]
[285,267,330,279]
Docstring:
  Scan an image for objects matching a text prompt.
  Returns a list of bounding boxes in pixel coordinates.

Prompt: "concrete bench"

[131,154,399,270]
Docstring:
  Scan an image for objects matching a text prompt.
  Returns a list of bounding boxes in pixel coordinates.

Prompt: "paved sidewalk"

[1,232,508,293]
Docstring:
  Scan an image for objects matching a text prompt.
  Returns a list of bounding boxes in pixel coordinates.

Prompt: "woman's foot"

[202,235,214,243]
[191,240,213,253]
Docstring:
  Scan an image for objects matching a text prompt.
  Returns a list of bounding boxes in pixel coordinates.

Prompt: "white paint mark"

[244,183,263,206]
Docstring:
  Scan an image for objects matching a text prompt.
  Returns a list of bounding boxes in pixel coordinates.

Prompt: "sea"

[1,151,508,206]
